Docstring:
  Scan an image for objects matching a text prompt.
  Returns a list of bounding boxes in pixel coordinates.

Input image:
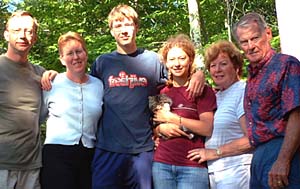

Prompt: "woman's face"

[166,47,191,79]
[209,52,239,90]
[60,40,88,75]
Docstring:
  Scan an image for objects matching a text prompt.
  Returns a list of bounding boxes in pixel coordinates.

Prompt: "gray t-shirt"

[0,55,45,170]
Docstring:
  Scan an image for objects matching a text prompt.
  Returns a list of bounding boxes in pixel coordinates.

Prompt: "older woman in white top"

[187,40,253,189]
[41,31,104,189]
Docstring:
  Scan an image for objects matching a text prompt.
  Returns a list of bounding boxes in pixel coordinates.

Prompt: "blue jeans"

[251,137,300,189]
[152,162,209,189]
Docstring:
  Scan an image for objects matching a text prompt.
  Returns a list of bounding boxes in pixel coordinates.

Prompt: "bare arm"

[213,115,253,156]
[41,70,58,90]
[268,107,300,188]
[186,69,205,99]
[155,123,189,139]
[187,115,253,163]
[154,109,214,137]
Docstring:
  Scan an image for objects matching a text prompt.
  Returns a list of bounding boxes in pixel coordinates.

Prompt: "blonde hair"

[58,31,87,55]
[108,4,139,30]
[204,40,244,76]
[6,10,38,34]
[159,34,196,86]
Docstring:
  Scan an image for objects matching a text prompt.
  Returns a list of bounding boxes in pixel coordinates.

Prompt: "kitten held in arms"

[148,94,194,139]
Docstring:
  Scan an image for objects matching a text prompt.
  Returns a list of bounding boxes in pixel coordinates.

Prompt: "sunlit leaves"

[0,0,277,74]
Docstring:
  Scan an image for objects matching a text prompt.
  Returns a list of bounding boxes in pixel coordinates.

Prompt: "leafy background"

[0,0,278,141]
[1,0,278,74]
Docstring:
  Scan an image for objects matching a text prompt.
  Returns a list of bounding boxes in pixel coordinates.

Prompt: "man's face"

[110,17,137,49]
[236,23,272,65]
[4,15,37,55]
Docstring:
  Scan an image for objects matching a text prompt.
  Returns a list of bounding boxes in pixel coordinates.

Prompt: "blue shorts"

[92,148,153,189]
[250,137,300,189]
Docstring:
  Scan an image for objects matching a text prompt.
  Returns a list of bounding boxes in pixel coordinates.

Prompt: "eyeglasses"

[9,28,34,36]
[64,49,85,58]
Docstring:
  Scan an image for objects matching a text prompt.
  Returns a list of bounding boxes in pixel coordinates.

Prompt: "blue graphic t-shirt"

[91,48,166,153]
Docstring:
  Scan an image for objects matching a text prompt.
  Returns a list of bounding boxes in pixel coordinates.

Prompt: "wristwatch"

[216,148,222,157]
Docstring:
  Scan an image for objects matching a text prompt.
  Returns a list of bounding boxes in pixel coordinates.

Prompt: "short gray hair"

[232,12,268,42]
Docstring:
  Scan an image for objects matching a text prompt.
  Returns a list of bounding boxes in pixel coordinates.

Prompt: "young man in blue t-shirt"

[91,4,205,189]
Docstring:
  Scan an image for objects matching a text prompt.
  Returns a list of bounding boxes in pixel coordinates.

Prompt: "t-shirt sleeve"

[90,55,104,80]
[236,83,245,119]
[32,64,46,76]
[197,85,217,114]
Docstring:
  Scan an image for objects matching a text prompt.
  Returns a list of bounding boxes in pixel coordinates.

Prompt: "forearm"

[168,114,213,136]
[216,136,253,158]
[276,107,300,163]
[187,68,205,98]
[217,115,253,157]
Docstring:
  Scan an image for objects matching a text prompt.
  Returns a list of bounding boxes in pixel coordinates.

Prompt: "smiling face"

[110,17,138,54]
[209,52,239,90]
[4,15,37,57]
[108,4,139,54]
[236,22,272,65]
[166,47,191,81]
[59,39,88,76]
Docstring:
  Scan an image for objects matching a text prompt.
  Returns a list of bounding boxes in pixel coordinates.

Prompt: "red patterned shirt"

[245,49,300,147]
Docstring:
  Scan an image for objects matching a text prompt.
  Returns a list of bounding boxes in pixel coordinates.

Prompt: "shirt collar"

[248,49,276,77]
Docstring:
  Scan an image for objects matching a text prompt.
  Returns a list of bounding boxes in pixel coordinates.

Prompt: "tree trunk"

[187,0,202,48]
[187,0,204,68]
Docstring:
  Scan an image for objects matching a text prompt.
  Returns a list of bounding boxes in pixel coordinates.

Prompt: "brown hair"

[58,31,87,55]
[159,34,196,86]
[108,4,139,30]
[204,40,244,76]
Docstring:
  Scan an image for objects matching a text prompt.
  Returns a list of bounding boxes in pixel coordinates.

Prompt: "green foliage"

[0,1,10,54]
[0,0,279,142]
[8,0,194,71]
[1,0,278,75]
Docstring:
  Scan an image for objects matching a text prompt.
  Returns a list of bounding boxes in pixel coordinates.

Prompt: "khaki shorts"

[0,169,40,189]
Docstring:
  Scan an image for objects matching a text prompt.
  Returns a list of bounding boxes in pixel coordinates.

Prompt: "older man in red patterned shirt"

[233,12,300,189]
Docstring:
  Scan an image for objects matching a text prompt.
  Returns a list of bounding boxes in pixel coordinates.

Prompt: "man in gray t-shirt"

[0,10,45,189]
